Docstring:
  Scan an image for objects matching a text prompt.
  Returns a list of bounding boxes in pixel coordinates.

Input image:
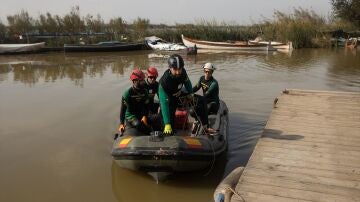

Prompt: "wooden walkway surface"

[232,89,360,202]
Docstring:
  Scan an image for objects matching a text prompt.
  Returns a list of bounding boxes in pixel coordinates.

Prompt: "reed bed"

[1,7,357,48]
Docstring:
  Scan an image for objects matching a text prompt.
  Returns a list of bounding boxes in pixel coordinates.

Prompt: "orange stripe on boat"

[118,137,132,148]
[183,137,202,149]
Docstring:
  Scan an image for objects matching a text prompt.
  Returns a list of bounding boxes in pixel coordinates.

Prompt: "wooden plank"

[267,117,360,128]
[251,149,360,169]
[266,123,360,137]
[261,135,360,148]
[284,89,360,96]
[236,180,359,202]
[243,168,360,189]
[261,132,360,146]
[248,155,360,175]
[241,175,360,198]
[247,162,360,182]
[270,110,360,122]
[261,128,360,141]
[256,140,360,157]
[253,146,360,164]
[277,95,360,103]
[230,90,360,202]
[275,101,360,110]
[231,191,311,202]
[260,138,360,152]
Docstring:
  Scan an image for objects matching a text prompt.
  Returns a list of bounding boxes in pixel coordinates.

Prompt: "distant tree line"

[0,3,359,48]
[0,6,150,45]
[331,0,360,28]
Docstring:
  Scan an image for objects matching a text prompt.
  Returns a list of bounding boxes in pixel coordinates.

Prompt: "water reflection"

[0,52,154,86]
[1,49,358,88]
[111,157,226,202]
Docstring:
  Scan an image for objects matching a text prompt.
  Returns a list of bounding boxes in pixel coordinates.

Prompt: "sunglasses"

[148,76,156,79]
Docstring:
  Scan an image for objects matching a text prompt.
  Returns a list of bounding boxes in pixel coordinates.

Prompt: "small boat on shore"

[345,38,358,49]
[145,36,197,55]
[145,36,187,51]
[0,42,45,54]
[64,41,146,52]
[182,35,275,51]
[111,100,229,181]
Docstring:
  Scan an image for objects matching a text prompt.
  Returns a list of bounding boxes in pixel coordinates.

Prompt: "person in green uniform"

[159,54,212,135]
[118,69,151,134]
[145,67,159,114]
[192,62,220,114]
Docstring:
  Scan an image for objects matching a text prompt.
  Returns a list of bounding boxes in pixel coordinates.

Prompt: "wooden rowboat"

[181,35,276,51]
[249,40,293,51]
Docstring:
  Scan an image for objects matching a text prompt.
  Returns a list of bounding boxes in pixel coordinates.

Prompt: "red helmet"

[130,69,145,81]
[147,67,158,78]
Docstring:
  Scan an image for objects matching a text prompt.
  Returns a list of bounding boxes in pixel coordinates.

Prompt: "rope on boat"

[223,186,245,202]
[202,137,216,177]
[179,95,207,135]
[179,95,217,176]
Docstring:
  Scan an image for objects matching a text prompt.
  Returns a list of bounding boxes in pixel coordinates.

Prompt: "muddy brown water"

[0,48,359,202]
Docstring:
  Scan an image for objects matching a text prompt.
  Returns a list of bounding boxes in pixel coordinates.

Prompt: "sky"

[0,0,332,25]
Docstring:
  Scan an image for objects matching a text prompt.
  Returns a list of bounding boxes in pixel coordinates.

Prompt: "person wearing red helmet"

[145,67,159,114]
[119,69,151,134]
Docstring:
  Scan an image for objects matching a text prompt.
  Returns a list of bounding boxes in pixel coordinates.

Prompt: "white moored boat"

[145,36,186,51]
[0,42,45,54]
[181,35,275,51]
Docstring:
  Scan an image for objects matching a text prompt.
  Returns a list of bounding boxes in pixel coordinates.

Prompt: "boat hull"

[249,40,293,51]
[182,35,275,51]
[0,42,45,54]
[145,36,187,51]
[64,42,146,52]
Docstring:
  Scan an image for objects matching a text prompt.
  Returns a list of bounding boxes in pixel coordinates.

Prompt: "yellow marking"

[118,137,132,148]
[184,137,202,148]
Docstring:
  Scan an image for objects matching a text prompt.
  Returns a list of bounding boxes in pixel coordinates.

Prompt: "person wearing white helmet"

[192,62,220,114]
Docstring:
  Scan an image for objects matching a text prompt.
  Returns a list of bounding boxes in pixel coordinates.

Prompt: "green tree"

[107,17,127,40]
[0,20,7,42]
[85,14,105,33]
[37,12,60,34]
[132,17,150,40]
[331,0,360,28]
[62,6,85,33]
[7,10,35,38]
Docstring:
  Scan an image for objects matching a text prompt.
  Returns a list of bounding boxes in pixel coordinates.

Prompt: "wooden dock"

[231,89,360,202]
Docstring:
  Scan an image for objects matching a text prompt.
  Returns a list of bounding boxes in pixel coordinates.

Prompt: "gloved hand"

[141,116,148,126]
[163,124,173,135]
[118,124,125,133]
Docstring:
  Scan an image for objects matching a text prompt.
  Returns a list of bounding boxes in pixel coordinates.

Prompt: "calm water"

[0,48,359,202]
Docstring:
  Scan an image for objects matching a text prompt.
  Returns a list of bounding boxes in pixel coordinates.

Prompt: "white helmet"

[202,62,216,71]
